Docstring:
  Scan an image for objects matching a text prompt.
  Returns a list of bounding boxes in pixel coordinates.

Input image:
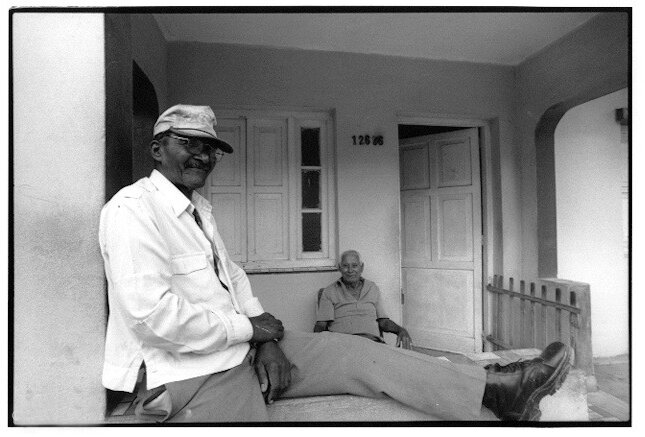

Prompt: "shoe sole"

[519,345,572,421]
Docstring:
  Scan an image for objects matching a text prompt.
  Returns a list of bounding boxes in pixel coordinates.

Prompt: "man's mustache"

[186,162,211,171]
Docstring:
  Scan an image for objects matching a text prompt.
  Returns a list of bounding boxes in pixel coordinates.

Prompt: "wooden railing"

[484,275,596,389]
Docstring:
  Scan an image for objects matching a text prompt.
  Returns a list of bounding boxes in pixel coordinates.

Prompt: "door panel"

[400,128,482,353]
[401,193,432,265]
[400,144,430,189]
[437,194,473,262]
[403,268,476,352]
[437,139,472,187]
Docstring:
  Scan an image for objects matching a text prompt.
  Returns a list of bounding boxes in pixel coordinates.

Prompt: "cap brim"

[168,128,234,153]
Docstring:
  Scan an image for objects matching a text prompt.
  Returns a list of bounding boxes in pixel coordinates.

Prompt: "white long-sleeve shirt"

[99,170,264,391]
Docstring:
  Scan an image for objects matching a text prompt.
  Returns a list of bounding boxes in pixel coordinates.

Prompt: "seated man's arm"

[314,321,331,332]
[377,318,412,349]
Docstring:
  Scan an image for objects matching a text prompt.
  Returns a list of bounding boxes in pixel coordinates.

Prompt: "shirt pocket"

[170,252,216,303]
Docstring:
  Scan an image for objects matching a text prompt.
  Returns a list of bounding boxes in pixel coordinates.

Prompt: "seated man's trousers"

[136,330,487,422]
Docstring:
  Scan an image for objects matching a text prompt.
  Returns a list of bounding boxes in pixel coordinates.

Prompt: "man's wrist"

[250,338,279,348]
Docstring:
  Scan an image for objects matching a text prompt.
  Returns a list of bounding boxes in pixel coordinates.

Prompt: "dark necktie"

[192,208,203,228]
[192,208,229,291]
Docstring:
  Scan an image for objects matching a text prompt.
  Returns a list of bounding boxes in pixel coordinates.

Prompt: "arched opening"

[132,61,159,181]
[535,103,569,277]
[554,89,628,358]
[535,85,629,277]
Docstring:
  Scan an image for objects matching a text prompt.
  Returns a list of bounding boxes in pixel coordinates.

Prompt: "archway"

[132,61,159,181]
[535,85,628,277]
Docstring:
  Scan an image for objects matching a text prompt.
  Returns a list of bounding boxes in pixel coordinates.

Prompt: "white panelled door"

[399,128,482,353]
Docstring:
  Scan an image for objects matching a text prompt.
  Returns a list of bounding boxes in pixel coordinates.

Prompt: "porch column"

[13,12,107,424]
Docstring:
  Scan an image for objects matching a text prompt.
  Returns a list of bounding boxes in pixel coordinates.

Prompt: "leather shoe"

[482,341,571,421]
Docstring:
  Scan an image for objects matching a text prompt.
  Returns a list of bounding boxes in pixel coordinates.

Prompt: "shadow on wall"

[133,61,159,181]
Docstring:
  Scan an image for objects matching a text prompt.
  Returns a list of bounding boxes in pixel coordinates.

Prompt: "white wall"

[555,89,628,358]
[515,13,628,279]
[499,117,523,280]
[13,13,107,424]
[167,42,516,332]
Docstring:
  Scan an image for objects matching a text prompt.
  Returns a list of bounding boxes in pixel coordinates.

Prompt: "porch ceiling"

[153,11,597,66]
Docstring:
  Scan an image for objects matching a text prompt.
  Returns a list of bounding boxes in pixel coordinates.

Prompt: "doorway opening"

[397,123,485,353]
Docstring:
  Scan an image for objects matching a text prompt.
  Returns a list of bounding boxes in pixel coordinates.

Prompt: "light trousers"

[136,330,487,422]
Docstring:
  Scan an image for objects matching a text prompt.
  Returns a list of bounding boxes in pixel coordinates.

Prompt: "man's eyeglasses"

[167,133,225,161]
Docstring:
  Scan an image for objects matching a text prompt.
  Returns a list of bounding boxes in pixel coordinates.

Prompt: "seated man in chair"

[314,250,412,349]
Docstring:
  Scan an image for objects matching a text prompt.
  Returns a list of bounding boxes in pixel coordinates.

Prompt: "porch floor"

[587,354,630,421]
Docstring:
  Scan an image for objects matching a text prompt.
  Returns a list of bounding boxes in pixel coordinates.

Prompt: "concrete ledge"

[267,395,440,422]
[105,350,589,423]
[539,369,589,421]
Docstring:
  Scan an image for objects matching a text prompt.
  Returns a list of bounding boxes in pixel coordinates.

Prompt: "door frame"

[396,112,501,352]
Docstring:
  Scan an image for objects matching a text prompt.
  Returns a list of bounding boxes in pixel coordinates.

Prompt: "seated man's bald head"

[339,250,362,265]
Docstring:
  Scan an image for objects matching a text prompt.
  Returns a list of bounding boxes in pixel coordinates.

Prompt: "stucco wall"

[13,13,106,424]
[167,42,516,331]
[555,89,628,358]
[515,12,629,279]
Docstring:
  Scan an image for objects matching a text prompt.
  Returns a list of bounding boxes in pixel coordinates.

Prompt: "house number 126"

[352,135,384,145]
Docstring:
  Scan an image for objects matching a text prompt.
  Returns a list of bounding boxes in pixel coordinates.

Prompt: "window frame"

[201,108,337,273]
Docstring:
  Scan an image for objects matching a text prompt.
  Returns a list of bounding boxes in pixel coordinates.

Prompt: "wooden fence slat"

[556,287,571,347]
[497,275,505,350]
[520,280,531,347]
[493,275,502,342]
[502,277,512,347]
[510,278,522,348]
[508,278,515,347]
[483,274,493,352]
[530,282,537,348]
[492,275,497,344]
[537,285,548,349]
[569,290,579,363]
[545,285,558,345]
[554,288,561,341]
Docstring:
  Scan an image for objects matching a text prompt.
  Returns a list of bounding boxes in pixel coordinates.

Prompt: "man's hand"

[378,318,413,349]
[249,312,284,343]
[396,329,412,350]
[253,341,292,404]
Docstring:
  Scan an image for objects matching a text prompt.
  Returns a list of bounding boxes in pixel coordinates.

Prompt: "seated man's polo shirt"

[316,278,387,338]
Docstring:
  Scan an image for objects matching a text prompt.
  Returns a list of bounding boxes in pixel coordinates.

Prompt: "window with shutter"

[200,109,337,272]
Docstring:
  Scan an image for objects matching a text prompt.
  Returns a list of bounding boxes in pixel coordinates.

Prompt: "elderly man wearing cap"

[99,104,572,423]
